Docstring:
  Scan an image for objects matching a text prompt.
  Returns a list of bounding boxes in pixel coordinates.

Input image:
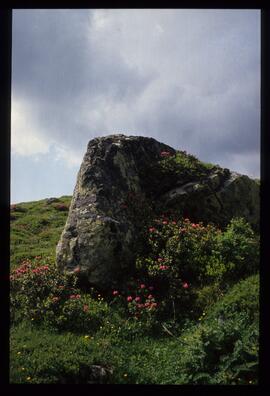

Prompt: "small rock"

[45,197,60,204]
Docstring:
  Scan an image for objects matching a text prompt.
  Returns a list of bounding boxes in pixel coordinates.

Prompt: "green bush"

[178,275,259,384]
[206,218,259,283]
[158,150,217,184]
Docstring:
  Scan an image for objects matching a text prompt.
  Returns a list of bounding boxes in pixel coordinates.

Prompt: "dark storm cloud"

[12,9,260,179]
[12,9,154,151]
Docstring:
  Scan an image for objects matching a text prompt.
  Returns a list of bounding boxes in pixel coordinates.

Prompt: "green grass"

[10,196,71,269]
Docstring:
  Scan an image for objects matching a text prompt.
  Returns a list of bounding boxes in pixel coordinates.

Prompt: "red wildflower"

[127,296,133,302]
[70,294,81,299]
[162,220,168,225]
[135,296,141,302]
[52,297,60,303]
[183,282,189,289]
[140,284,146,289]
[159,265,169,270]
[112,290,119,296]
[147,294,154,299]
[149,227,156,233]
[160,151,171,157]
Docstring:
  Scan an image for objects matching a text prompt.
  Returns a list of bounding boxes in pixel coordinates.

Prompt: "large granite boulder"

[56,134,259,288]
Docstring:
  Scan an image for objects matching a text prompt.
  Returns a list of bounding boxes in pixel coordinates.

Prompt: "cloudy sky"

[11,9,260,203]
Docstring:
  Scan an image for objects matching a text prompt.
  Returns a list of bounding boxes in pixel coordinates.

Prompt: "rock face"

[56,134,259,288]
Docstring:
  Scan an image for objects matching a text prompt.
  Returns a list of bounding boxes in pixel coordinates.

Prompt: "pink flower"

[172,221,177,225]
[137,304,144,309]
[73,267,81,273]
[52,297,60,303]
[70,294,81,299]
[183,282,189,289]
[140,284,146,289]
[160,151,171,157]
[149,227,156,233]
[162,220,168,225]
[83,305,89,312]
[147,294,154,299]
[191,223,197,228]
[127,296,133,302]
[151,302,157,309]
[112,290,119,296]
[135,296,141,302]
[159,265,169,270]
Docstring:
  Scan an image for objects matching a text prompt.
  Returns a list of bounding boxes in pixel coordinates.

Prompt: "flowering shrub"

[10,204,27,213]
[10,257,109,333]
[135,216,259,320]
[110,280,159,330]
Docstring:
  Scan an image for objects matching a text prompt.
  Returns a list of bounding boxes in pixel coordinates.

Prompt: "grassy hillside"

[10,196,71,269]
[10,197,259,384]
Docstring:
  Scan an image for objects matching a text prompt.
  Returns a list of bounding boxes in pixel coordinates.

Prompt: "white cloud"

[11,97,51,156]
[54,144,83,168]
